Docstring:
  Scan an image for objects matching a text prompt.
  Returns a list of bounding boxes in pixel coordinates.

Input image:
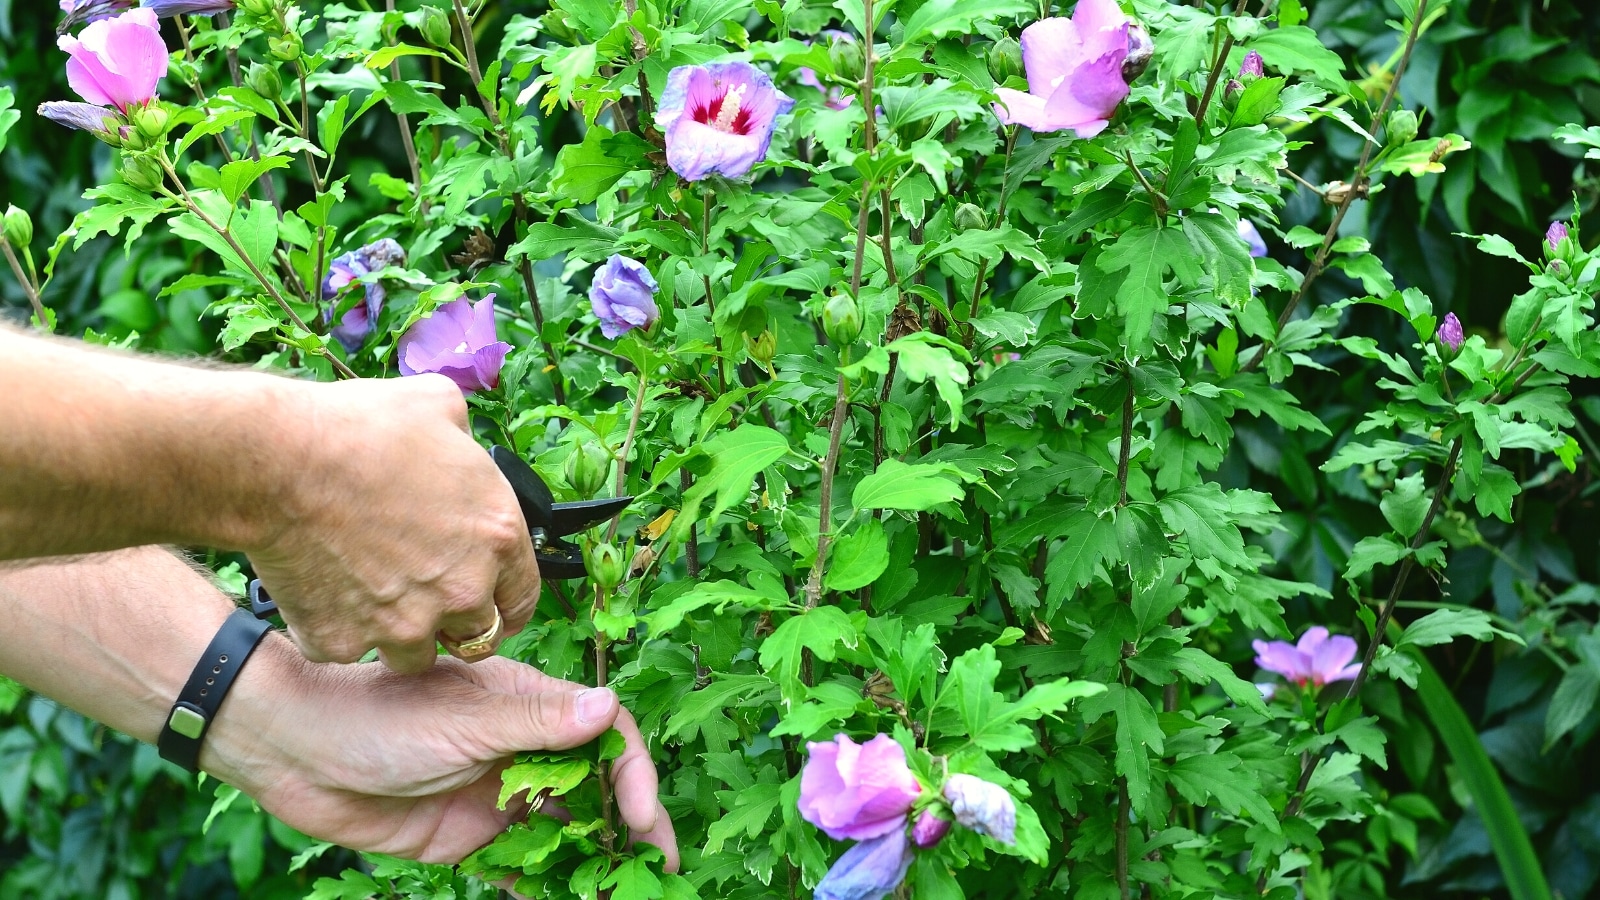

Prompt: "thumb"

[476,687,620,757]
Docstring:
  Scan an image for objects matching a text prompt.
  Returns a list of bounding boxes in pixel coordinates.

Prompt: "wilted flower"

[396,295,513,394]
[1122,24,1153,81]
[797,30,855,111]
[942,774,1017,845]
[142,0,235,16]
[1547,221,1570,254]
[58,0,133,32]
[1239,50,1264,79]
[799,734,921,841]
[37,100,121,140]
[911,810,952,849]
[657,61,795,181]
[1437,312,1464,354]
[323,238,406,352]
[992,0,1137,138]
[1238,219,1268,258]
[589,255,660,339]
[58,7,166,113]
[1252,626,1362,689]
[814,829,915,900]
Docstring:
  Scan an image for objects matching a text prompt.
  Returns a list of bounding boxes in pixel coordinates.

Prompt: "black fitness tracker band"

[157,607,274,773]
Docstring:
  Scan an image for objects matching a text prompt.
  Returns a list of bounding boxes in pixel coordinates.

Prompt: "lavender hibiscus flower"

[657,60,795,181]
[323,238,406,352]
[993,0,1139,138]
[813,829,915,900]
[397,295,512,394]
[799,733,921,841]
[589,255,660,339]
[942,774,1017,844]
[1252,626,1362,689]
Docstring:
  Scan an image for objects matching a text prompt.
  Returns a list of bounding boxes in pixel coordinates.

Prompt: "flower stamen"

[712,83,747,133]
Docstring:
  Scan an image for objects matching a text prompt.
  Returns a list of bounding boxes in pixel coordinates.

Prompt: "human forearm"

[0,327,299,559]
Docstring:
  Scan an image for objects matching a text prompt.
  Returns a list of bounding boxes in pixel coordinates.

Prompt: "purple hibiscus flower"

[1252,626,1362,689]
[396,295,513,395]
[814,829,915,900]
[943,774,1017,845]
[57,7,165,113]
[1239,50,1265,79]
[589,254,660,339]
[799,734,922,841]
[323,238,407,352]
[656,60,795,181]
[992,0,1138,138]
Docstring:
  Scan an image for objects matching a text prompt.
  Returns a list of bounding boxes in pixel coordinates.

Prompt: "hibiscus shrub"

[12,0,1600,898]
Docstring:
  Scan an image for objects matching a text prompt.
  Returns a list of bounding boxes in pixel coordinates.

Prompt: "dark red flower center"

[692,82,753,135]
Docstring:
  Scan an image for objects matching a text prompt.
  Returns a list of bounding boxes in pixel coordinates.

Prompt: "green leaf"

[601,853,665,900]
[1248,26,1347,91]
[679,426,790,535]
[825,519,890,591]
[509,212,622,261]
[852,459,964,512]
[1395,608,1520,650]
[497,756,592,809]
[644,580,783,633]
[1043,509,1119,608]
[1157,485,1249,567]
[551,125,649,204]
[1414,654,1553,900]
[1229,76,1286,128]
[759,606,858,695]
[885,332,972,426]
[1080,684,1164,814]
[1380,134,1471,176]
[1097,226,1186,352]
[896,0,1032,46]
[1342,534,1408,585]
[218,156,292,206]
[1545,643,1600,750]
[1378,472,1429,539]
[705,783,781,854]
[1166,753,1276,825]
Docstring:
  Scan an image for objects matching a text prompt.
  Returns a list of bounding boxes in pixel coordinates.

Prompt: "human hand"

[248,374,541,672]
[207,639,678,869]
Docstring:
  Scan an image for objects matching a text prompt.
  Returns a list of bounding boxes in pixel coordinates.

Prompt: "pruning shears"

[247,445,633,620]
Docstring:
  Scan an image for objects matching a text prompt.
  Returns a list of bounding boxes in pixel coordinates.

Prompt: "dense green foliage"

[3,0,1600,898]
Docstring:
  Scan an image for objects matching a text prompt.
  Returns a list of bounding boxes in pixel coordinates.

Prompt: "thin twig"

[1193,0,1252,126]
[1115,780,1131,900]
[803,368,851,609]
[0,240,46,326]
[385,0,427,214]
[606,371,649,542]
[1117,368,1135,507]
[1240,0,1428,373]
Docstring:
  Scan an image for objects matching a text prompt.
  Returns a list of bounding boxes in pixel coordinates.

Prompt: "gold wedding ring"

[444,607,503,658]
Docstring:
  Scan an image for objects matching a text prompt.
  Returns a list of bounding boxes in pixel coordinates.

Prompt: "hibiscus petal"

[992,88,1054,130]
[1310,634,1359,683]
[1044,43,1131,137]
[464,294,500,349]
[1252,639,1306,682]
[1018,17,1086,97]
[666,119,765,181]
[1073,0,1132,60]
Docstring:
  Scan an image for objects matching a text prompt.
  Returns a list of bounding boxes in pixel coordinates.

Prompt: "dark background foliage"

[3,0,1600,897]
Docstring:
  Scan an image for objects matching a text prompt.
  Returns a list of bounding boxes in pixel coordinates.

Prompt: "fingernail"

[575,687,615,725]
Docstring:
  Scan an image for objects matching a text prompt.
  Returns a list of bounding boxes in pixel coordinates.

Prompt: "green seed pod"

[953,202,988,232]
[417,6,453,48]
[3,206,33,249]
[987,37,1023,84]
[121,155,164,192]
[821,292,862,345]
[585,542,627,594]
[1386,109,1419,147]
[246,62,283,101]
[564,443,611,498]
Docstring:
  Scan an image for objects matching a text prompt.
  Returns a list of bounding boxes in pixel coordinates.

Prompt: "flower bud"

[1222,79,1244,107]
[1546,221,1570,256]
[1385,109,1418,147]
[237,0,275,15]
[585,542,627,594]
[3,206,33,249]
[953,202,987,233]
[120,126,150,151]
[133,104,169,141]
[942,774,1017,845]
[417,5,453,48]
[1436,312,1463,356]
[1123,25,1154,82]
[829,34,865,85]
[988,37,1024,84]
[121,155,165,192]
[911,810,952,848]
[745,329,778,370]
[268,32,302,62]
[821,292,862,345]
[246,62,282,101]
[564,444,611,498]
[1238,50,1264,80]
